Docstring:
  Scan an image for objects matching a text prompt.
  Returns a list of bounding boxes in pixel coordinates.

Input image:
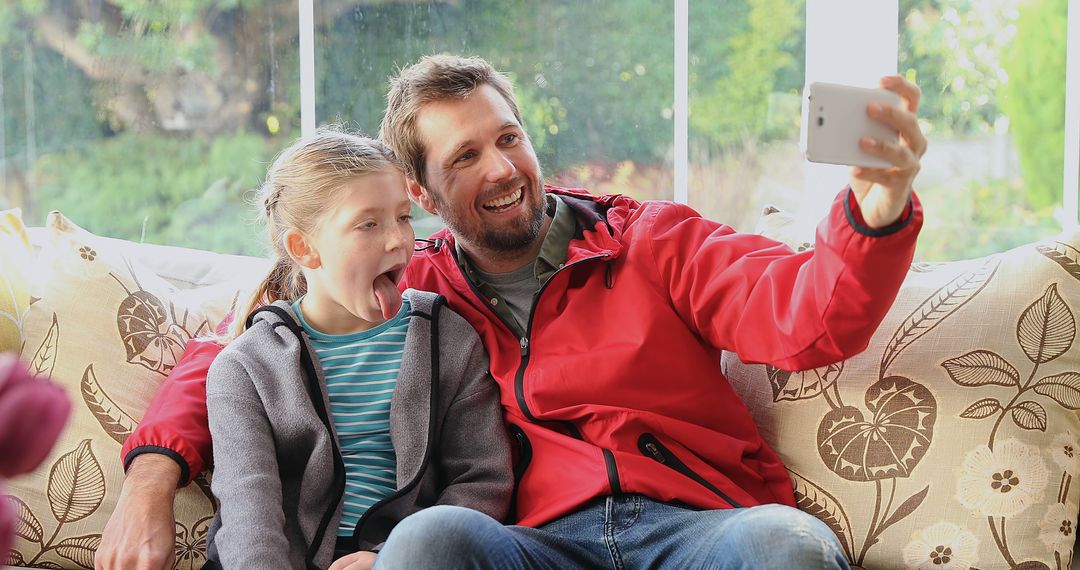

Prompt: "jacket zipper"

[351,300,445,546]
[638,433,742,508]
[517,254,621,492]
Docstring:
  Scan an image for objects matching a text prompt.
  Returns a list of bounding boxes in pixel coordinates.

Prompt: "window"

[899,0,1070,260]
[4,1,1076,262]
[313,1,675,238]
[0,2,299,256]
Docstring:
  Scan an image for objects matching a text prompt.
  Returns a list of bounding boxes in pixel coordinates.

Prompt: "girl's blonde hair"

[229,127,402,339]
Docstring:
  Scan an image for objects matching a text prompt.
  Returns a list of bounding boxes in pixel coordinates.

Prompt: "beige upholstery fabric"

[729,219,1080,569]
[3,213,247,570]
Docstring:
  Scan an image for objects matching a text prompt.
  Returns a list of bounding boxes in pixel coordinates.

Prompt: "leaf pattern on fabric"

[1036,241,1080,282]
[174,516,213,570]
[112,272,209,376]
[1011,401,1048,432]
[789,470,855,560]
[54,534,101,569]
[46,439,105,524]
[1032,372,1080,409]
[4,494,43,543]
[5,549,25,566]
[767,362,844,402]
[116,288,188,375]
[879,485,930,532]
[942,350,1020,387]
[30,313,59,378]
[880,257,999,376]
[1017,283,1075,365]
[960,397,1004,420]
[80,363,138,444]
[818,376,936,481]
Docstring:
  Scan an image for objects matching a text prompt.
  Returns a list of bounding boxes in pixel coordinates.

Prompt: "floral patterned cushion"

[0,209,33,353]
[726,228,1080,569]
[3,212,246,570]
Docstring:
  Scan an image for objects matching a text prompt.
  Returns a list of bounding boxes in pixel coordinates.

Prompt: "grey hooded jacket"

[202,290,513,569]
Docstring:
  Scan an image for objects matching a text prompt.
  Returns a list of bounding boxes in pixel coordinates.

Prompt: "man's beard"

[430,177,546,254]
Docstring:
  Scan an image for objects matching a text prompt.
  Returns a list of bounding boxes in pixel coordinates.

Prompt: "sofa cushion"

[727,222,1080,569]
[3,212,247,569]
[0,209,33,353]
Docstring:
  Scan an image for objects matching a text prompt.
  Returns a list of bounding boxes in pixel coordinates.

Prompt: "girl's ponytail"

[229,256,308,340]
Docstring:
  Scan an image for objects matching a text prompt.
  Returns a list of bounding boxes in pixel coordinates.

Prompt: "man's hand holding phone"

[849,76,927,229]
[805,76,928,229]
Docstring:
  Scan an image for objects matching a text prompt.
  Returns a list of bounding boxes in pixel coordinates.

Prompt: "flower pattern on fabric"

[956,439,1048,517]
[902,521,980,570]
[1038,502,1077,551]
[1049,431,1080,476]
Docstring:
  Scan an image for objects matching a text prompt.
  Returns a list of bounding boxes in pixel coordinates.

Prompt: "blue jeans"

[374,495,850,569]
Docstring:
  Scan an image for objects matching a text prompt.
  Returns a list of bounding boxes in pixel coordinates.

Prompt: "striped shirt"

[293,297,411,537]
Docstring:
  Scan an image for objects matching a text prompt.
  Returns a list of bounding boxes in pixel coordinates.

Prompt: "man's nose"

[482,149,515,182]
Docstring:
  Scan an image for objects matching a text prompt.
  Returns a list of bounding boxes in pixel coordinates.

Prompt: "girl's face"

[303,169,414,331]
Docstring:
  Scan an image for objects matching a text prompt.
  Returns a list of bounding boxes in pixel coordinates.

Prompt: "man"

[97,54,926,569]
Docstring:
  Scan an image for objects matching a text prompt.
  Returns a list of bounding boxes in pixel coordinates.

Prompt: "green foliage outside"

[32,132,279,256]
[1000,0,1067,212]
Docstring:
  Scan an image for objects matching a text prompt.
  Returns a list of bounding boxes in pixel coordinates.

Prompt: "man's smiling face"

[412,84,546,256]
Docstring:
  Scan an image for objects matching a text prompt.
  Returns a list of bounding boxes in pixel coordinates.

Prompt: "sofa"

[2,204,1079,570]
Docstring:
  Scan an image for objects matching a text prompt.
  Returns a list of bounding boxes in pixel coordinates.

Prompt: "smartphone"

[801,81,901,168]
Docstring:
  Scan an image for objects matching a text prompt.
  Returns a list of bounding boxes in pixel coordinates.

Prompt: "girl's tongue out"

[372,272,402,320]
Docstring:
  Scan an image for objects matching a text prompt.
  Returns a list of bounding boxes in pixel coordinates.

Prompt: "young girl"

[202,129,512,570]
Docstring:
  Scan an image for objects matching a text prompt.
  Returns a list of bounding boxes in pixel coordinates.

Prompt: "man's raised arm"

[95,337,220,570]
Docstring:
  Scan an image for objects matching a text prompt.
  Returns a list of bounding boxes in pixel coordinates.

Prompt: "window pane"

[687,0,806,234]
[900,0,1067,260]
[0,2,299,255]
[315,0,675,237]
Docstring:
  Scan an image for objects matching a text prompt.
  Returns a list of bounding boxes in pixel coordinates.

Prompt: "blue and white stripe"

[293,298,411,537]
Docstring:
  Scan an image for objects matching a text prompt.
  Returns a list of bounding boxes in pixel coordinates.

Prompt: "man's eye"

[455,151,476,163]
[501,134,517,144]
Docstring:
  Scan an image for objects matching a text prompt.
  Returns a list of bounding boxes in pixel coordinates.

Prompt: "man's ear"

[406,179,438,215]
[284,229,320,269]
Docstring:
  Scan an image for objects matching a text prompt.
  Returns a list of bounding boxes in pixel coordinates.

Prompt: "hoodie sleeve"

[205,348,292,568]
[432,312,513,522]
[646,187,921,372]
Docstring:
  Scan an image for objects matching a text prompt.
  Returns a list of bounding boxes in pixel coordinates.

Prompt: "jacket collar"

[423,185,630,268]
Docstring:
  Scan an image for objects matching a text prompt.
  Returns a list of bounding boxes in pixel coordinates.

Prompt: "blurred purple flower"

[0,352,71,478]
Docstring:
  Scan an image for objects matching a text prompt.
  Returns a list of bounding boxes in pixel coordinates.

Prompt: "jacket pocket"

[509,423,532,483]
[638,433,742,508]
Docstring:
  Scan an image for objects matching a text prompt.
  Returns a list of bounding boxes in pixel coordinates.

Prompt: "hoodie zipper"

[638,433,742,508]
[257,307,346,569]
[351,300,445,546]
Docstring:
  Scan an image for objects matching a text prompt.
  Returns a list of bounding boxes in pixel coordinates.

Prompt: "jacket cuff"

[123,445,190,487]
[842,187,917,237]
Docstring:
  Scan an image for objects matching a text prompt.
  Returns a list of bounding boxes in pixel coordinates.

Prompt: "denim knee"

[737,504,848,569]
[376,505,499,568]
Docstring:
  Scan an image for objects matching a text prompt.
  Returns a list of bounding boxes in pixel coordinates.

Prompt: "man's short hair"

[379,54,523,188]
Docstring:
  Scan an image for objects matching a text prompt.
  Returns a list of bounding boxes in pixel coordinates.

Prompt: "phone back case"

[802,82,901,168]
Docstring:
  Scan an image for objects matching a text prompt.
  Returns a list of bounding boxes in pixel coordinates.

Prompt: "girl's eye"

[399,214,413,223]
[358,221,377,230]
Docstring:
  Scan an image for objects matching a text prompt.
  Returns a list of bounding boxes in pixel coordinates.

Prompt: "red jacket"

[124,186,921,526]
